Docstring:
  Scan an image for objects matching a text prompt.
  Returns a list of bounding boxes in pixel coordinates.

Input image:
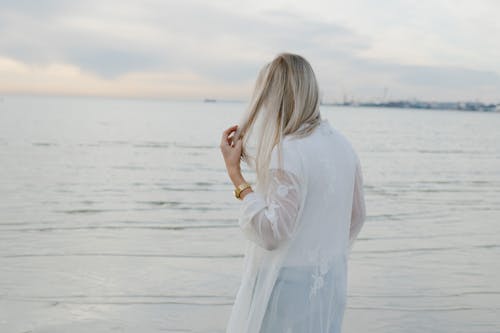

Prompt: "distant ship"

[204,98,216,103]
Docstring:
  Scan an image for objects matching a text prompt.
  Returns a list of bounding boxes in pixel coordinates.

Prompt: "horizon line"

[0,92,499,106]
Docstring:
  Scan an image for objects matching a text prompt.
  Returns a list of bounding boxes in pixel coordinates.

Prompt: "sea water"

[0,96,499,332]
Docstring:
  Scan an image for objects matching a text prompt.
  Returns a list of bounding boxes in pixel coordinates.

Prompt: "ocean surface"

[0,96,499,333]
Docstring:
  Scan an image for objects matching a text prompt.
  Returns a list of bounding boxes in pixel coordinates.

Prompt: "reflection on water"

[1,96,499,332]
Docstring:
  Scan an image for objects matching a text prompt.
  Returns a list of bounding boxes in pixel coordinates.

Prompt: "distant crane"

[382,87,388,103]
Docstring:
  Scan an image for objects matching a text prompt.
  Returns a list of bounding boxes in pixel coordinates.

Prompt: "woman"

[220,53,366,333]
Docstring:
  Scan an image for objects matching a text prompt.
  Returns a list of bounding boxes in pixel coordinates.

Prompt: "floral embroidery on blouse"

[276,184,290,197]
[264,201,281,238]
[307,246,332,300]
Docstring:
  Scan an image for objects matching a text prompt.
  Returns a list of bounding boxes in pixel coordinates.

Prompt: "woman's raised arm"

[238,167,303,251]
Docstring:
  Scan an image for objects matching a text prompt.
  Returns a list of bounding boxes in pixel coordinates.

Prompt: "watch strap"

[234,182,252,199]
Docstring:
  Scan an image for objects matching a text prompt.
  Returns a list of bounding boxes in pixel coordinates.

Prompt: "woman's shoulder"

[271,138,300,161]
[289,119,359,162]
[270,138,304,177]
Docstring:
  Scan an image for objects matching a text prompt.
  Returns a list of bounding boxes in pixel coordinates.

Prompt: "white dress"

[226,117,366,333]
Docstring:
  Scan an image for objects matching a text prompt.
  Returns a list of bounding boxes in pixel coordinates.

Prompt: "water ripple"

[1,252,243,259]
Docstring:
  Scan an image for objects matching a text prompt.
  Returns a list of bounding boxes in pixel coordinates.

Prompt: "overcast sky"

[0,0,499,102]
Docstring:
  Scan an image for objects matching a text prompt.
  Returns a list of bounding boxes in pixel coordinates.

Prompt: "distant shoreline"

[1,94,499,112]
[320,101,500,112]
[202,97,500,112]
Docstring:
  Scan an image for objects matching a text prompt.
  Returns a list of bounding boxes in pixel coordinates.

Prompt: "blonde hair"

[237,52,322,189]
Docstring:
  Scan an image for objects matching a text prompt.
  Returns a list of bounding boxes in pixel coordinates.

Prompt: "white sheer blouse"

[226,118,366,333]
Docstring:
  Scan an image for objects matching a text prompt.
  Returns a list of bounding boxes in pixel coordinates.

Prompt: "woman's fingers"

[220,125,238,147]
[220,124,243,174]
[223,125,238,135]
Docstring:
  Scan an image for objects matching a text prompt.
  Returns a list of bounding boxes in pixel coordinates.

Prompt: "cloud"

[396,66,500,88]
[0,0,499,101]
[0,55,249,98]
[0,0,367,79]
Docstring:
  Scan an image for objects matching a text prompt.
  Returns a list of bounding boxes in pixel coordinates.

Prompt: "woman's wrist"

[228,168,244,186]
[228,168,254,200]
[239,186,253,200]
[231,174,246,188]
[228,165,241,176]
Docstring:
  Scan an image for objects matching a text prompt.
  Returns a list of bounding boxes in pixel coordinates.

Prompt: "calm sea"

[0,96,499,333]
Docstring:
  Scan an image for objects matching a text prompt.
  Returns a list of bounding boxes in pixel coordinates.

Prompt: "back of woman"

[220,52,366,333]
[259,119,363,332]
[284,117,360,262]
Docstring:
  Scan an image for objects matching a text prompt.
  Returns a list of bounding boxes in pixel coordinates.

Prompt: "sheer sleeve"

[238,142,304,251]
[349,156,366,251]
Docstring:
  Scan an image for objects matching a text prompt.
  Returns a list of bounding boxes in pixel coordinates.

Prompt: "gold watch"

[234,182,252,200]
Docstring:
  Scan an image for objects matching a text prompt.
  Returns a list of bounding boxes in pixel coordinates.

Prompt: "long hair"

[237,53,322,190]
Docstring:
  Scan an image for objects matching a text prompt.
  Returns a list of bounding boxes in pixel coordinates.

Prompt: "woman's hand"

[220,125,243,178]
[220,125,254,199]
